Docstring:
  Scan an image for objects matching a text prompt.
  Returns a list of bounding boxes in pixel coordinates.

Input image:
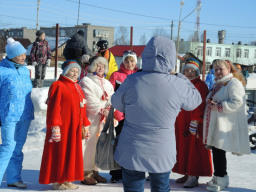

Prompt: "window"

[94,29,109,37]
[197,47,203,56]
[225,48,230,57]
[60,29,66,37]
[236,49,241,58]
[244,49,249,58]
[206,47,212,56]
[216,47,221,57]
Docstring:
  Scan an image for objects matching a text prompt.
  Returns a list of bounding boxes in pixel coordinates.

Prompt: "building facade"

[0,27,36,43]
[178,40,256,70]
[41,23,115,52]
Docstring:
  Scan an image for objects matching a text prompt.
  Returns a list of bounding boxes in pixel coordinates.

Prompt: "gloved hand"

[49,126,61,143]
[85,127,90,140]
[189,120,199,135]
[82,126,90,140]
[46,59,51,67]
[32,62,38,66]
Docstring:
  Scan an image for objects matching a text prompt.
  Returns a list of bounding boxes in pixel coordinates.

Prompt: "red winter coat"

[109,63,138,121]
[39,75,90,184]
[172,76,213,176]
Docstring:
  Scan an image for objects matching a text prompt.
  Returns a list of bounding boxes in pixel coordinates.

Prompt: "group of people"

[0,33,251,192]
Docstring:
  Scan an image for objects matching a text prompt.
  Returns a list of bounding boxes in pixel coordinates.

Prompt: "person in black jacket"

[63,30,94,64]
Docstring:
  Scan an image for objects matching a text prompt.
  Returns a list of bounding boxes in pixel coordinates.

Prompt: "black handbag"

[95,106,121,170]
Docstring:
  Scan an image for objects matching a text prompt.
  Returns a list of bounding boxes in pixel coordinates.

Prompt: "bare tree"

[250,41,256,46]
[115,26,129,45]
[139,34,147,45]
[152,28,169,38]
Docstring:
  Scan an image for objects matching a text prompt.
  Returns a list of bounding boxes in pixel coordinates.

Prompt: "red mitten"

[49,126,61,143]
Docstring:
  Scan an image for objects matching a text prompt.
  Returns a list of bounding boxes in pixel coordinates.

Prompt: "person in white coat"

[203,59,251,192]
[79,56,114,185]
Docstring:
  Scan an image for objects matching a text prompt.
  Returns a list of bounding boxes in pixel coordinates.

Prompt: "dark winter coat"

[30,39,51,65]
[63,34,94,64]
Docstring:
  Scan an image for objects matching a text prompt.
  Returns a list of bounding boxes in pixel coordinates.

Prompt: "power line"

[64,0,172,21]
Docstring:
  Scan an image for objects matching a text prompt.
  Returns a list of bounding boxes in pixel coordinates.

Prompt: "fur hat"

[61,60,81,76]
[5,38,26,59]
[87,56,109,74]
[123,50,137,64]
[181,58,200,76]
[36,30,45,37]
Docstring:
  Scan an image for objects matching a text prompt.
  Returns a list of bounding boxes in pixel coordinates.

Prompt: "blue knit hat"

[61,60,81,76]
[5,38,26,59]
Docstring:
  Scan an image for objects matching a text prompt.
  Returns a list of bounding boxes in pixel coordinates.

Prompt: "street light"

[175,1,202,69]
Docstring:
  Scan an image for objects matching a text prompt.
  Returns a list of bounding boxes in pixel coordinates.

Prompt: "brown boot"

[81,171,97,185]
[176,175,188,183]
[93,171,107,183]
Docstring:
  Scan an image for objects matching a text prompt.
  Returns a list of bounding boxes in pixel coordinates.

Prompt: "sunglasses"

[124,50,136,55]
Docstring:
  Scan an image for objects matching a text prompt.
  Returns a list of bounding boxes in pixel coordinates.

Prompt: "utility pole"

[130,26,133,50]
[77,0,81,25]
[36,0,40,30]
[171,20,174,40]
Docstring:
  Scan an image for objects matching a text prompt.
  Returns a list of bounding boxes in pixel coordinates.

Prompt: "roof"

[0,37,32,53]
[108,45,145,57]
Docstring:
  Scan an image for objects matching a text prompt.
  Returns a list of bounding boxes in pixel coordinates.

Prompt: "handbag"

[95,106,121,170]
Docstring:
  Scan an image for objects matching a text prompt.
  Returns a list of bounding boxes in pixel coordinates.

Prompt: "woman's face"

[95,63,105,76]
[12,53,26,65]
[66,67,79,81]
[184,67,197,80]
[124,58,136,71]
[39,33,45,41]
[214,64,230,80]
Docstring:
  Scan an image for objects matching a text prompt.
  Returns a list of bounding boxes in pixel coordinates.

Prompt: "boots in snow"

[176,175,188,183]
[206,175,229,191]
[183,176,199,188]
[207,176,217,186]
[81,171,97,185]
[52,183,69,190]
[93,171,107,183]
[64,182,79,189]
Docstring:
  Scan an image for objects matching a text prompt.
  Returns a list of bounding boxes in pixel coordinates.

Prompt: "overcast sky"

[0,0,256,45]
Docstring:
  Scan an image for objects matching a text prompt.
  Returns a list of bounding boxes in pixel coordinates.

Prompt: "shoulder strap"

[101,106,114,133]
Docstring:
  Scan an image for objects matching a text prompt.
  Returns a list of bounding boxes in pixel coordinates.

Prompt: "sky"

[0,0,256,45]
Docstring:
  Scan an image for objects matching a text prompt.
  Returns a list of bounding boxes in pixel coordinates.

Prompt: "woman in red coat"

[172,58,213,188]
[39,60,90,190]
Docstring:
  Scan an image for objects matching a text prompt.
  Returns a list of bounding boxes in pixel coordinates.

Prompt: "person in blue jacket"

[111,36,202,192]
[205,60,219,91]
[0,38,34,189]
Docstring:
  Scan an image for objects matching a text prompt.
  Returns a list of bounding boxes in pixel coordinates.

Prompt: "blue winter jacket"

[205,69,215,90]
[111,36,202,173]
[0,58,34,123]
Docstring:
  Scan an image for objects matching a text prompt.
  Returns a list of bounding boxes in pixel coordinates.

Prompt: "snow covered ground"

[0,67,256,191]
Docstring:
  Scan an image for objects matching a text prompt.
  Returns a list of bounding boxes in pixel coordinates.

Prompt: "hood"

[142,36,176,74]
[71,34,84,42]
